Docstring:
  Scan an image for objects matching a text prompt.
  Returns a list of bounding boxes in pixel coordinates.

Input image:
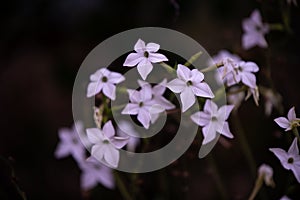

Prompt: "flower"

[274,107,300,131]
[123,39,168,80]
[242,9,269,50]
[87,68,125,100]
[55,121,88,163]
[117,120,140,152]
[224,61,259,88]
[79,156,115,190]
[86,121,128,168]
[280,195,292,200]
[167,64,214,112]
[121,84,165,129]
[258,164,275,187]
[191,100,234,145]
[269,138,300,183]
[245,85,260,106]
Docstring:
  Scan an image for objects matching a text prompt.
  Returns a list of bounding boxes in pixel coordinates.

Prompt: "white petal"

[202,125,217,145]
[103,83,116,100]
[241,61,259,72]
[167,79,186,93]
[180,87,195,112]
[87,128,103,144]
[287,107,297,121]
[251,9,263,26]
[274,117,290,129]
[204,100,218,115]
[288,138,299,154]
[134,39,146,53]
[153,80,167,95]
[127,89,141,103]
[123,53,144,66]
[103,120,115,138]
[109,72,125,84]
[218,105,234,120]
[140,83,152,101]
[110,136,129,149]
[291,163,300,183]
[153,96,175,110]
[87,82,103,97]
[121,103,139,115]
[54,143,70,158]
[104,145,120,168]
[190,69,204,82]
[269,148,290,170]
[191,83,215,98]
[217,122,234,139]
[146,42,160,52]
[137,60,153,80]
[177,64,190,81]
[80,170,97,190]
[241,72,257,88]
[148,52,168,63]
[97,166,115,189]
[149,104,165,114]
[191,111,211,126]
[137,108,151,129]
[242,32,259,50]
[91,145,105,161]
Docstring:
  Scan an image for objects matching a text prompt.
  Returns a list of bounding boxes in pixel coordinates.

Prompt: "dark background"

[1,0,300,199]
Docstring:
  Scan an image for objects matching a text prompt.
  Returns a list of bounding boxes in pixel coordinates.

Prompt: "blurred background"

[1,0,300,199]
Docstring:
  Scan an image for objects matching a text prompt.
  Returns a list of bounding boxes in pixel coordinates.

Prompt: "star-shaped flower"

[269,138,300,183]
[123,39,168,80]
[167,64,214,112]
[79,156,115,190]
[274,107,300,131]
[55,121,88,163]
[87,121,128,168]
[87,68,125,100]
[242,9,269,50]
[121,83,165,129]
[191,100,234,145]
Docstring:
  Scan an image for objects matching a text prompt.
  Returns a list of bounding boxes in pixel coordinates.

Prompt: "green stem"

[268,23,285,31]
[114,172,133,200]
[292,128,300,144]
[184,51,203,67]
[160,62,175,73]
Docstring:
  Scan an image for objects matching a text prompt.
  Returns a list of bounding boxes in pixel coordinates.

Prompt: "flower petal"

[202,124,217,145]
[109,72,125,84]
[287,107,297,121]
[103,83,116,100]
[146,42,160,52]
[190,69,204,82]
[134,39,146,53]
[110,136,129,149]
[87,82,103,98]
[203,100,218,115]
[274,117,290,129]
[87,128,104,144]
[191,83,215,98]
[191,111,211,126]
[167,78,186,93]
[102,121,115,139]
[288,138,299,154]
[218,105,234,120]
[180,87,195,112]
[148,52,168,63]
[137,108,151,129]
[123,53,144,66]
[177,64,190,81]
[269,148,290,170]
[91,144,105,161]
[137,60,153,80]
[122,103,139,115]
[217,122,234,139]
[104,145,120,168]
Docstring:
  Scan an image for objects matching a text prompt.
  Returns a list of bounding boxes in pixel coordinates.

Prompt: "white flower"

[55,121,88,163]
[191,100,234,145]
[121,84,165,129]
[87,68,125,100]
[167,64,214,112]
[87,121,128,168]
[79,157,115,190]
[269,138,300,183]
[274,107,300,131]
[258,164,275,187]
[242,9,269,50]
[123,39,168,80]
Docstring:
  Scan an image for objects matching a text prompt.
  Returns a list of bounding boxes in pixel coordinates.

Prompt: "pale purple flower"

[280,195,292,200]
[79,156,115,190]
[269,138,300,183]
[167,64,214,112]
[123,39,168,80]
[224,61,259,88]
[87,68,125,100]
[55,121,87,163]
[258,164,275,187]
[242,9,269,50]
[117,120,140,152]
[191,100,234,145]
[274,107,300,131]
[121,84,165,129]
[87,121,128,168]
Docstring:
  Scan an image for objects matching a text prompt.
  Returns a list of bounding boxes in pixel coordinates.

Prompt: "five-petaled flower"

[167,64,214,112]
[55,121,89,163]
[269,138,300,183]
[274,107,300,131]
[191,100,234,145]
[123,39,168,80]
[87,120,128,168]
[242,9,269,50]
[87,68,125,100]
[121,83,165,129]
[79,156,115,190]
